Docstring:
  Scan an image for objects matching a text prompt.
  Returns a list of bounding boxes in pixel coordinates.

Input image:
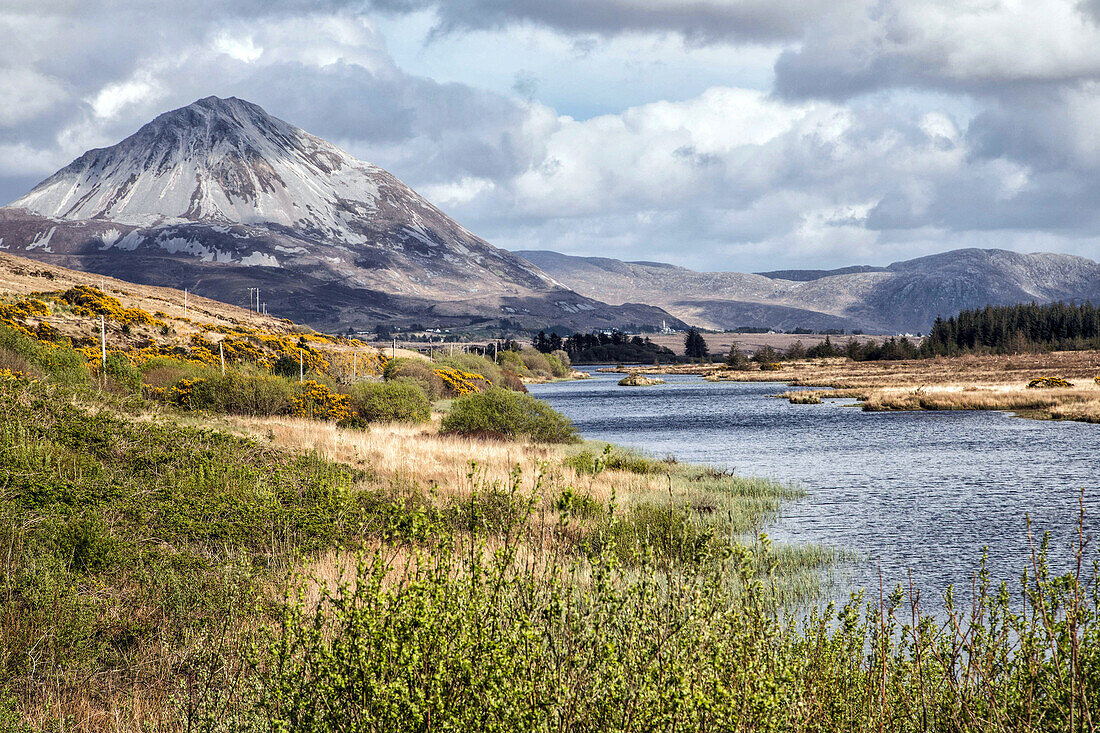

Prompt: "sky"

[3,1,1100,272]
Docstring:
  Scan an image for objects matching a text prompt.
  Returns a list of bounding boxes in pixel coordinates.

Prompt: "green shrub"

[139,356,217,389]
[519,348,554,377]
[348,381,431,424]
[384,357,446,399]
[271,354,300,378]
[103,351,141,394]
[169,371,296,416]
[440,388,579,443]
[496,350,529,378]
[565,449,601,475]
[604,450,669,474]
[0,325,88,383]
[544,352,568,378]
[54,514,126,573]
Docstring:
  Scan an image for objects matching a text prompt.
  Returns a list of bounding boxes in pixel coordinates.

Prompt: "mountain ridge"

[515,248,1100,333]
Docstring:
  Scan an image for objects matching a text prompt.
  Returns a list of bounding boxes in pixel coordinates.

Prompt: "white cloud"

[90,74,163,119]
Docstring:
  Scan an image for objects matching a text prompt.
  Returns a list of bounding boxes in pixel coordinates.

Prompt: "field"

[646,330,888,356]
[618,350,1100,422]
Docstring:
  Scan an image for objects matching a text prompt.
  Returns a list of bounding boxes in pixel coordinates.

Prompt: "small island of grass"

[618,373,665,386]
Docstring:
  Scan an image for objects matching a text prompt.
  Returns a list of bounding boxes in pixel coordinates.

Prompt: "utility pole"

[100,316,106,369]
[299,350,304,383]
[392,338,396,359]
[184,289,188,319]
[219,341,225,375]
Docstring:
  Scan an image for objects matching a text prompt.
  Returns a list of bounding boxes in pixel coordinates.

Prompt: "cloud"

[5,0,1100,272]
[369,0,840,44]
[0,4,540,199]
[774,0,1100,100]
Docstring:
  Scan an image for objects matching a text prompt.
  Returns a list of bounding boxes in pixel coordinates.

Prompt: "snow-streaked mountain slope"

[16,96,386,236]
[0,97,679,331]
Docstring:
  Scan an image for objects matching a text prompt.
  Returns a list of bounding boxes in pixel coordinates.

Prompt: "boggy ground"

[4,373,1097,730]
[2,369,836,730]
[616,351,1100,422]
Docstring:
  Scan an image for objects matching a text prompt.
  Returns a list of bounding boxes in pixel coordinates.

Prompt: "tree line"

[533,330,675,363]
[923,301,1100,355]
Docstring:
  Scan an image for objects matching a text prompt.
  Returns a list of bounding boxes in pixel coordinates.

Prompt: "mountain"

[0,96,678,333]
[754,265,889,281]
[515,249,1100,333]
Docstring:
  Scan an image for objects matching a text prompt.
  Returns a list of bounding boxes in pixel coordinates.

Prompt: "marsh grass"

[6,353,1096,731]
[222,495,1098,733]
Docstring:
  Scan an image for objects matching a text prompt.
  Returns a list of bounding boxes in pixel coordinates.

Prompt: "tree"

[752,345,781,364]
[785,340,807,360]
[532,331,551,353]
[684,328,708,359]
[725,341,749,369]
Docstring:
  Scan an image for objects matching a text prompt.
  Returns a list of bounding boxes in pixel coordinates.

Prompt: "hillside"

[0,251,380,378]
[516,248,1100,333]
[0,96,679,334]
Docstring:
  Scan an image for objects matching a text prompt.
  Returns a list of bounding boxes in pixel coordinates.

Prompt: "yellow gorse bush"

[288,380,354,423]
[59,285,165,327]
[1027,376,1072,389]
[0,297,51,337]
[434,366,488,396]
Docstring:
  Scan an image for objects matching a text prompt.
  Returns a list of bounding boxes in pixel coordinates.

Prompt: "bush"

[0,325,89,383]
[103,352,141,394]
[499,371,528,393]
[519,348,554,377]
[384,357,446,400]
[441,388,579,443]
[139,357,217,389]
[167,372,295,416]
[496,350,530,378]
[543,353,568,378]
[1027,377,1072,389]
[349,381,431,424]
[436,353,502,385]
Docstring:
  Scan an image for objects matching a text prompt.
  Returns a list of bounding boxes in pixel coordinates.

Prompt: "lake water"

[529,369,1100,603]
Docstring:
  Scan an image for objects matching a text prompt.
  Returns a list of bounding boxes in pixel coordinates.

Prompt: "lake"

[529,368,1100,603]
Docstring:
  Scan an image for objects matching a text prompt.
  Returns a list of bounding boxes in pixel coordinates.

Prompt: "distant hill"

[754,265,888,281]
[515,248,1100,334]
[0,96,680,334]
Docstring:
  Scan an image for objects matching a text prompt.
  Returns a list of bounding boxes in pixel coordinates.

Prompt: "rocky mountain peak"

[9,96,385,234]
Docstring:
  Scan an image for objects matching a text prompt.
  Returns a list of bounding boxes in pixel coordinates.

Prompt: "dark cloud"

[369,0,834,44]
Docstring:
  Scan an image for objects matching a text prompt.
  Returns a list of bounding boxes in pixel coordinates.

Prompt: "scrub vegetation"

[1,258,1097,731]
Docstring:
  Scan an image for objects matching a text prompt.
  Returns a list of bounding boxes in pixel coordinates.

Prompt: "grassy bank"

[2,258,1097,729]
[0,363,838,729]
[4,371,1097,730]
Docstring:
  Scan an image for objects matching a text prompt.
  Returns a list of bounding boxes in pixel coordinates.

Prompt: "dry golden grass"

[227,414,696,513]
[625,351,1100,421]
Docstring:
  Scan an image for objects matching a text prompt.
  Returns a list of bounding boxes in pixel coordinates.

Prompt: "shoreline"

[606,352,1100,423]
